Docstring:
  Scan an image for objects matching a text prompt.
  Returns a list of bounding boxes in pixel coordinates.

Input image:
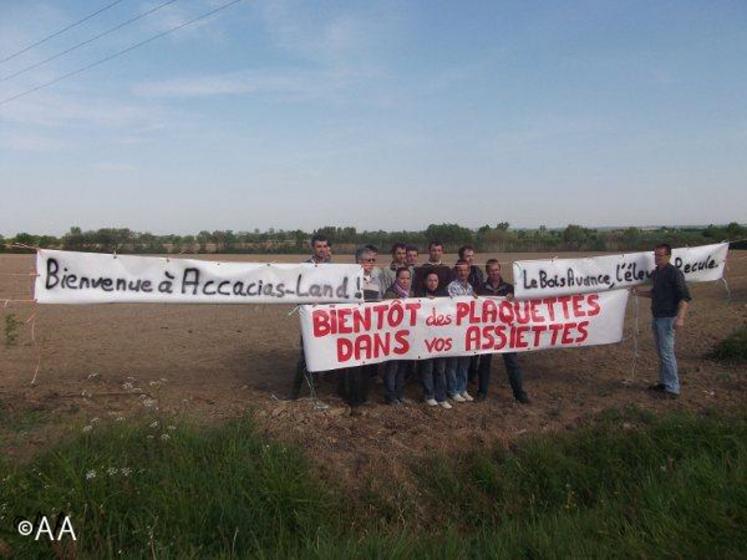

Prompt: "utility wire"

[0,0,244,107]
[1,0,179,83]
[0,0,127,65]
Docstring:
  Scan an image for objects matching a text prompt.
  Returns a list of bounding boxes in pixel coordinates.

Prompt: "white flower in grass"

[107,467,118,476]
[82,425,93,433]
[122,382,134,391]
[149,421,159,429]
[91,417,100,424]
[149,381,160,387]
[167,425,176,431]
[142,398,157,408]
[121,467,132,477]
[85,470,97,480]
[115,416,125,422]
[160,433,170,441]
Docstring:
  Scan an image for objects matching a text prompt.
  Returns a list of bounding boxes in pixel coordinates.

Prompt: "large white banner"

[300,291,629,371]
[34,250,363,305]
[513,242,728,298]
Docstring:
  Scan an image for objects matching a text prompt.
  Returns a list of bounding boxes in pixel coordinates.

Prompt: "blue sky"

[1,0,745,236]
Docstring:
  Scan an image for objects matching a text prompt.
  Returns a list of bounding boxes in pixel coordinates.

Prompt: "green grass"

[707,325,747,363]
[1,407,745,559]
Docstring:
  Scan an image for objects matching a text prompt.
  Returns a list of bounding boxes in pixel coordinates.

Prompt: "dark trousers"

[477,352,526,398]
[420,358,447,402]
[290,342,313,399]
[338,365,371,406]
[383,360,407,403]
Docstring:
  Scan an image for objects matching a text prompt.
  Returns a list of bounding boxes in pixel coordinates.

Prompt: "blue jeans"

[420,358,447,402]
[446,356,470,397]
[383,360,407,403]
[652,317,680,394]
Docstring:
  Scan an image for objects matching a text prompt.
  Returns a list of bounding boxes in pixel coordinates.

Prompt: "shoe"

[475,393,486,402]
[515,393,530,404]
[651,390,679,400]
[438,401,453,409]
[386,399,402,406]
[461,391,474,402]
[425,398,438,407]
[451,394,466,403]
[648,383,666,392]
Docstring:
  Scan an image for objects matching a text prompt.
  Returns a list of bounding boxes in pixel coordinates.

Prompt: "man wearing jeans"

[632,243,691,398]
[446,260,475,402]
[475,259,530,404]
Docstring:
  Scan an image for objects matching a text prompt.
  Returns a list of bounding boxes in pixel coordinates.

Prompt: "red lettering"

[313,310,332,337]
[456,302,470,326]
[499,301,514,324]
[469,301,480,324]
[513,301,531,324]
[482,326,496,350]
[337,308,352,334]
[404,302,421,326]
[542,297,557,321]
[482,300,498,323]
[337,338,352,361]
[571,295,586,318]
[587,294,601,316]
[558,296,573,320]
[561,322,577,345]
[387,302,404,328]
[576,321,589,343]
[532,325,547,346]
[373,332,390,357]
[514,326,530,348]
[465,325,480,350]
[393,330,409,355]
[549,323,564,345]
[352,307,370,331]
[495,326,507,349]
[530,300,544,323]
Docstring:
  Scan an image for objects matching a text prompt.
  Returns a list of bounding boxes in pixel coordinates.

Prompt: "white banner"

[34,249,363,305]
[513,242,728,298]
[300,291,629,371]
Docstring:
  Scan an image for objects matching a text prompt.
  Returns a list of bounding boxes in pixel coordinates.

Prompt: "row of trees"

[1,222,744,254]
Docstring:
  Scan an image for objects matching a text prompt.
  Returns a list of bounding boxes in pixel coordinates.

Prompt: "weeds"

[3,313,21,347]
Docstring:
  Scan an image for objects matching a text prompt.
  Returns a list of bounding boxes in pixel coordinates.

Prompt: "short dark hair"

[454,259,469,268]
[364,243,379,254]
[655,243,672,255]
[458,245,475,259]
[391,242,406,255]
[310,233,328,247]
[395,266,410,279]
[485,258,500,272]
[428,240,444,250]
[405,244,419,253]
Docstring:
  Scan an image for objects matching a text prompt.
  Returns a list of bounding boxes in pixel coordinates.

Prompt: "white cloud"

[0,132,64,152]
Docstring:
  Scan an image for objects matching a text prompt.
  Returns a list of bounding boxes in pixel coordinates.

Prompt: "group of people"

[288,236,693,407]
[289,235,530,408]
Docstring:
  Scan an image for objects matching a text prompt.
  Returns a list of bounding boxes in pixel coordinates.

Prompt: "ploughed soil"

[1,251,745,493]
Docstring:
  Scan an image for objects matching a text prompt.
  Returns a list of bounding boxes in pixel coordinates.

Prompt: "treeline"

[1,222,745,254]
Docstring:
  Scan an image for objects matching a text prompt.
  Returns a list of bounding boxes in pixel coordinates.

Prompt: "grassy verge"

[1,407,745,559]
[707,325,747,363]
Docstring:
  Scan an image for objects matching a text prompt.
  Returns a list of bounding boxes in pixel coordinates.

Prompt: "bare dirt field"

[1,251,746,493]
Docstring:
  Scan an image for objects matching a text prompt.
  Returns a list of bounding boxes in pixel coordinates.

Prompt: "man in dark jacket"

[632,243,691,398]
[475,259,530,404]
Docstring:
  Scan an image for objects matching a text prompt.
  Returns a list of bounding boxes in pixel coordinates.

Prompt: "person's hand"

[674,316,685,330]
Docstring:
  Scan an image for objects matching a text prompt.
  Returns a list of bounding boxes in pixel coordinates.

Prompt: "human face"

[312,240,328,262]
[406,250,418,266]
[462,248,475,265]
[455,263,469,282]
[429,244,443,263]
[654,248,670,269]
[487,263,502,285]
[393,247,406,264]
[396,270,411,291]
[360,253,376,274]
[425,273,439,293]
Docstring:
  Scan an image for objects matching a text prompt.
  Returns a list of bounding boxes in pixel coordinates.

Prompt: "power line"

[0,0,244,107]
[1,0,180,83]
[0,0,127,65]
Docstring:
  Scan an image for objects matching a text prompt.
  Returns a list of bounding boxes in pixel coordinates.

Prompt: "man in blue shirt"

[632,243,691,398]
